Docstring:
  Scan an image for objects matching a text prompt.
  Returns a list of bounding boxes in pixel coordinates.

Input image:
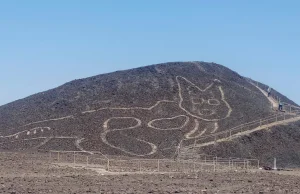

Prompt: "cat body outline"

[0,76,232,157]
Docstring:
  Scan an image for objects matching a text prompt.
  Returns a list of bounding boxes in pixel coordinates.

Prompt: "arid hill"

[0,62,299,165]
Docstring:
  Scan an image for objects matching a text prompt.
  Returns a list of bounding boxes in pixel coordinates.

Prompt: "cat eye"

[191,97,204,105]
[208,99,220,105]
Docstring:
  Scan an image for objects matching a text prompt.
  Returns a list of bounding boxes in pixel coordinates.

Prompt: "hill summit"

[0,62,299,165]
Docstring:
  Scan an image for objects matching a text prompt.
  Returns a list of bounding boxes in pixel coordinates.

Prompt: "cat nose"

[198,109,214,116]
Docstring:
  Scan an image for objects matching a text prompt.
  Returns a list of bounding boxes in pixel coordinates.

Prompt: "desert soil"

[0,152,300,194]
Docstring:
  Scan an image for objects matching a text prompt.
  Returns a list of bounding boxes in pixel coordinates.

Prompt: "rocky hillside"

[0,62,298,162]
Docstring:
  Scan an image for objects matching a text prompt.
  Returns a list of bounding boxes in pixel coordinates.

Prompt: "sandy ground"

[1,152,300,194]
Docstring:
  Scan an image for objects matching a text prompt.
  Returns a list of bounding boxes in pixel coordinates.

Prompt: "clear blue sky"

[0,0,299,106]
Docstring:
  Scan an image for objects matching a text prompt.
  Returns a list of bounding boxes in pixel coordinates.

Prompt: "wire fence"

[46,82,299,174]
[48,151,259,173]
[47,109,298,173]
[182,111,300,149]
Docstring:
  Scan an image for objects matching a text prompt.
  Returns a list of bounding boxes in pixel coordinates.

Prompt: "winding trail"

[193,116,300,148]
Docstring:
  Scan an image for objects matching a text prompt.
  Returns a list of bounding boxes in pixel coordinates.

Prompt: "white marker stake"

[273,158,277,170]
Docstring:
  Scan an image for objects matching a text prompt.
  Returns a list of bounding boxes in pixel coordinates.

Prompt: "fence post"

[229,130,232,139]
[86,156,89,167]
[193,139,197,152]
[157,160,160,172]
[213,160,216,172]
[273,158,277,170]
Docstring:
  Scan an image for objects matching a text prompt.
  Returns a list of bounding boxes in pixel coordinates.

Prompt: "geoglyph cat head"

[176,76,232,121]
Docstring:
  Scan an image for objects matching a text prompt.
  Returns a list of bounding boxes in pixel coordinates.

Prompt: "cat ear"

[176,76,193,88]
[176,76,216,94]
[210,79,222,94]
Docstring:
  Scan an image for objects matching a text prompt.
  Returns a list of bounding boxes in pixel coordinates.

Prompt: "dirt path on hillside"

[194,115,300,148]
[250,82,279,108]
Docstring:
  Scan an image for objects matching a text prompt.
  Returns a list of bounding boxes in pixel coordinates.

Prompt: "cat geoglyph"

[0,76,232,157]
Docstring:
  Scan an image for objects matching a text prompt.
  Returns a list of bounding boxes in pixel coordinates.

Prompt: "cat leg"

[184,120,218,139]
[147,115,189,158]
[210,122,219,133]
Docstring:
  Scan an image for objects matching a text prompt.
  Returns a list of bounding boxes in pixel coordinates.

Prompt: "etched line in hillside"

[101,117,158,156]
[2,116,73,137]
[103,117,142,131]
[52,136,78,139]
[211,122,219,133]
[101,130,157,157]
[1,76,233,156]
[23,116,74,127]
[0,136,79,146]
[176,76,232,121]
[75,138,94,154]
[219,86,233,118]
[184,119,200,139]
[184,119,199,139]
[0,127,51,139]
[147,115,189,130]
[177,76,215,92]
[82,100,175,114]
[0,137,48,145]
[120,131,158,156]
[184,120,219,139]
